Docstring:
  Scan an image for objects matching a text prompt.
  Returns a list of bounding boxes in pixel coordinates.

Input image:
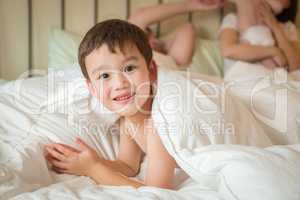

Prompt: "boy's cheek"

[92,84,108,99]
[135,78,152,95]
[96,87,112,105]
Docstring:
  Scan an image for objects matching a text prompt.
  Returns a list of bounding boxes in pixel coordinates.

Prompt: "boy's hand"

[187,0,227,11]
[45,138,102,176]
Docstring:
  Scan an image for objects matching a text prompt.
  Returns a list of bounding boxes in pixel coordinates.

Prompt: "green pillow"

[48,28,224,77]
[189,39,223,77]
[48,28,82,69]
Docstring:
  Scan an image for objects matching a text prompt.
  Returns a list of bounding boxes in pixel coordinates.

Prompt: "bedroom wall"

[0,0,299,80]
[0,0,29,80]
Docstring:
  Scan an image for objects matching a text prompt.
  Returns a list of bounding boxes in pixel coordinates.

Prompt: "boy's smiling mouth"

[113,92,135,104]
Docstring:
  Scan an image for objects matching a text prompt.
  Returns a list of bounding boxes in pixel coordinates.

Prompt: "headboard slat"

[126,0,131,19]
[28,0,33,75]
[61,0,65,29]
[94,0,98,24]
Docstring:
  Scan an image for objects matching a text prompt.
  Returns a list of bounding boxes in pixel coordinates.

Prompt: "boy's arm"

[128,0,225,31]
[92,120,176,189]
[96,119,144,177]
[45,139,146,188]
[145,124,177,189]
[84,119,145,188]
[87,161,145,188]
[45,134,176,189]
[219,28,287,66]
[90,121,177,189]
[99,159,140,178]
[108,128,144,177]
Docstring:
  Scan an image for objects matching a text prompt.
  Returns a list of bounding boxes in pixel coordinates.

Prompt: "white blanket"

[1,67,300,200]
[225,61,300,144]
[151,67,272,186]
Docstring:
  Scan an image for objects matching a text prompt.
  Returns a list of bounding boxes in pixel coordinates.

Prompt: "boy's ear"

[86,80,96,97]
[149,60,157,82]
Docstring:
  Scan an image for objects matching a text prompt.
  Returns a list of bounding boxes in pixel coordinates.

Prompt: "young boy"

[44,19,179,189]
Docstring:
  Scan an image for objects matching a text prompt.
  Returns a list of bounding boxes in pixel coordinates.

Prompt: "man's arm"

[128,2,191,31]
[128,0,225,31]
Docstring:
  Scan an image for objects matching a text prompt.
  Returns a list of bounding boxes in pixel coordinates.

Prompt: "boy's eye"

[124,65,137,73]
[99,73,109,80]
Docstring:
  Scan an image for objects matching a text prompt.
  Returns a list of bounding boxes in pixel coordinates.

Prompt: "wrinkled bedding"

[1,65,300,200]
[225,61,300,144]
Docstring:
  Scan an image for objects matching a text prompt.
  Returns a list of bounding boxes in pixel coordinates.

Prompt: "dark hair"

[78,19,153,80]
[276,0,298,22]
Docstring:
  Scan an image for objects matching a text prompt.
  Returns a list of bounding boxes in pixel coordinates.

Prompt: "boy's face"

[85,43,155,117]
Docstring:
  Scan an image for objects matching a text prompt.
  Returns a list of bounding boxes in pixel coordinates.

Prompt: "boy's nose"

[114,73,130,91]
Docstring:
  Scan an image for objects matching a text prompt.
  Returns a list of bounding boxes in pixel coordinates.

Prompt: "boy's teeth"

[116,95,131,101]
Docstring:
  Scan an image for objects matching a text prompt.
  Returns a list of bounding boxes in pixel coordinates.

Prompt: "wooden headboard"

[0,0,299,80]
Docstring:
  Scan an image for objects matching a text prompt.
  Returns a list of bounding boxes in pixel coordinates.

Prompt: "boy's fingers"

[76,138,90,151]
[58,143,80,153]
[46,147,67,161]
[46,154,61,162]
[52,166,68,174]
[53,143,79,156]
[51,159,68,170]
[45,154,53,161]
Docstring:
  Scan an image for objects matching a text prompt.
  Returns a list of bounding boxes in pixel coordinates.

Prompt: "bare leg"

[162,23,196,67]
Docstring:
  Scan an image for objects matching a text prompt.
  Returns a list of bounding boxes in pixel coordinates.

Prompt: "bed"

[1,64,300,200]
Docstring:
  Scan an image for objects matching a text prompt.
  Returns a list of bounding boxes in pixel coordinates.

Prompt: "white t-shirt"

[220,13,299,73]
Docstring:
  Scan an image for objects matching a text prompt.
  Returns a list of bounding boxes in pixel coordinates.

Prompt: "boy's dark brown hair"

[78,19,153,80]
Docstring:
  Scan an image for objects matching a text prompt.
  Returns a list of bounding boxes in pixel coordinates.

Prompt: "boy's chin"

[110,98,152,117]
[114,109,139,118]
[114,106,149,118]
